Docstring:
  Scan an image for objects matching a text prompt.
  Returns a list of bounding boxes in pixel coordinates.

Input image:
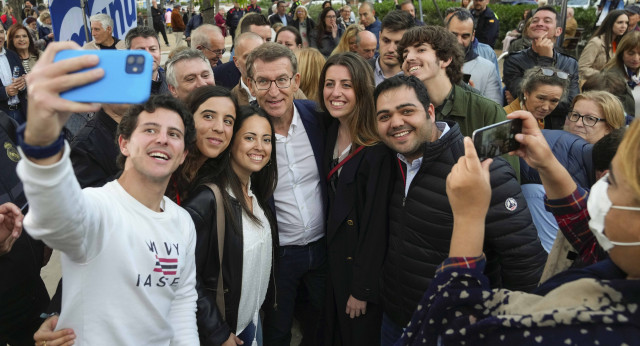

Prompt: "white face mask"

[587,173,640,252]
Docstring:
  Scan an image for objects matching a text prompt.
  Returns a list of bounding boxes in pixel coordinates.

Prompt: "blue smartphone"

[53,50,152,104]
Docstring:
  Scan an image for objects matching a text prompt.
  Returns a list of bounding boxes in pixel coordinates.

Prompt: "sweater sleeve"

[17,143,107,263]
[169,218,199,345]
[484,158,546,292]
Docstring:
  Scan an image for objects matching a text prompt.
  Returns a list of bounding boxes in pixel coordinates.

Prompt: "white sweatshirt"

[17,144,199,346]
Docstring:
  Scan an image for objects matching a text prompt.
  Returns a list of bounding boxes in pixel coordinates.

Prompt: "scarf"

[625,65,640,88]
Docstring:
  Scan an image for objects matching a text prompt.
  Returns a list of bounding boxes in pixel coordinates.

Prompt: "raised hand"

[0,202,23,256]
[24,41,103,148]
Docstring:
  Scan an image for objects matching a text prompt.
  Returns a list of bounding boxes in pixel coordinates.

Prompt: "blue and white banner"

[49,0,137,46]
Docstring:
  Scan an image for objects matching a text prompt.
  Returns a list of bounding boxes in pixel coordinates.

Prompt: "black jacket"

[381,122,546,327]
[503,48,579,129]
[70,109,121,188]
[183,185,278,346]
[310,27,344,57]
[472,7,499,48]
[0,112,49,341]
[0,49,27,120]
[213,61,241,90]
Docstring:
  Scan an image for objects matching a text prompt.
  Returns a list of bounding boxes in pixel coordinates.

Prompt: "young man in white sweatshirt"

[15,42,199,345]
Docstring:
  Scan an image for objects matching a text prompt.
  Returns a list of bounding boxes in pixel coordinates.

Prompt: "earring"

[522,96,527,102]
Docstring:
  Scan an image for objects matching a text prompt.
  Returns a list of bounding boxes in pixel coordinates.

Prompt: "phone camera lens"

[127,56,135,64]
[136,56,144,64]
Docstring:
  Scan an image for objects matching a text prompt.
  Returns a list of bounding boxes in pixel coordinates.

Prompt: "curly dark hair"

[116,95,195,170]
[397,25,464,84]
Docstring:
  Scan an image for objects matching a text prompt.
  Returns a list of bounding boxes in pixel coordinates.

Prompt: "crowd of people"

[1,0,640,346]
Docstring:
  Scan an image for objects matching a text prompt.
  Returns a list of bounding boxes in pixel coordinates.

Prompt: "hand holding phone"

[472,119,522,160]
[53,49,152,104]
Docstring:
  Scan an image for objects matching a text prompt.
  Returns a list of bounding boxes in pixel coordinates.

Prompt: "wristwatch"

[16,123,65,159]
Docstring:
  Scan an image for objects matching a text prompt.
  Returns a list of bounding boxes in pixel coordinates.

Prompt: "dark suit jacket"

[269,13,293,26]
[0,49,27,118]
[323,119,391,305]
[212,61,241,90]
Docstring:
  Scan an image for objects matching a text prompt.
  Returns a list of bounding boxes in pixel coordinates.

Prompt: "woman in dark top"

[319,52,391,345]
[310,7,343,57]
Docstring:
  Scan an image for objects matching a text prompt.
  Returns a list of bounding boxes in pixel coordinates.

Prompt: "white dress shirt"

[273,105,324,246]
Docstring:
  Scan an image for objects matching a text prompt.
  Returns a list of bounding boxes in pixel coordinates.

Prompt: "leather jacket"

[183,185,278,345]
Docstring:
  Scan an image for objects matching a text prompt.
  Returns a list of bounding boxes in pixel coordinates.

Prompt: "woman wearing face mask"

[319,52,391,345]
[167,86,238,203]
[310,7,343,57]
[605,31,640,116]
[183,106,278,346]
[398,112,640,345]
[579,10,628,81]
[504,67,569,129]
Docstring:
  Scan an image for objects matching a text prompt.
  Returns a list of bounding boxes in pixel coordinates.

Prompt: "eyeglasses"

[200,45,226,56]
[538,68,569,80]
[251,76,294,90]
[567,111,605,127]
[326,15,337,19]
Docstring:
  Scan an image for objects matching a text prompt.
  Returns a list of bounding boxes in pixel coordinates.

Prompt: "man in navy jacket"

[246,42,327,346]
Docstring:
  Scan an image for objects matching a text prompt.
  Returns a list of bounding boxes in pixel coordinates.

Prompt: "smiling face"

[323,65,356,120]
[296,8,307,20]
[623,46,640,71]
[563,99,610,144]
[613,14,629,36]
[402,42,449,84]
[130,36,161,73]
[341,8,351,21]
[230,115,273,179]
[523,84,564,120]
[12,28,29,51]
[529,9,562,40]
[198,32,226,67]
[169,58,215,101]
[91,20,112,45]
[249,57,300,122]
[376,86,435,162]
[194,97,236,159]
[119,108,188,184]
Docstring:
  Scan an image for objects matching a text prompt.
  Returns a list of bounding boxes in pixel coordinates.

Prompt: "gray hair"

[246,42,297,79]
[359,2,375,12]
[166,49,211,87]
[191,24,223,48]
[90,13,114,31]
[124,26,159,49]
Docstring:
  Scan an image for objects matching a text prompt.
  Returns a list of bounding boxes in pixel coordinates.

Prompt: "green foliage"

[372,0,597,50]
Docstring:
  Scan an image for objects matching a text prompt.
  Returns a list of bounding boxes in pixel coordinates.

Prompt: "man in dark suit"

[0,26,27,124]
[214,13,272,89]
[270,1,292,26]
[246,42,327,346]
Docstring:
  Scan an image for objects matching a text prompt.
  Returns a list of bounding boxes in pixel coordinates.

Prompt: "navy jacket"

[0,49,27,119]
[185,14,203,38]
[472,7,499,48]
[520,130,594,189]
[213,61,241,90]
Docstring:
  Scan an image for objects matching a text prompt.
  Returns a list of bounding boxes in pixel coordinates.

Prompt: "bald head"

[233,32,265,77]
[192,24,226,67]
[356,30,377,60]
[567,7,574,18]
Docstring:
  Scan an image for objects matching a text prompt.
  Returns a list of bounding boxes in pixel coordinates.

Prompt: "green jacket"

[436,84,520,180]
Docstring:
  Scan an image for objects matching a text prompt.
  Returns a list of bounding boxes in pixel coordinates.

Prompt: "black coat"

[0,112,49,343]
[0,49,27,120]
[381,122,547,327]
[70,109,121,188]
[322,121,392,345]
[213,61,241,90]
[183,185,278,346]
